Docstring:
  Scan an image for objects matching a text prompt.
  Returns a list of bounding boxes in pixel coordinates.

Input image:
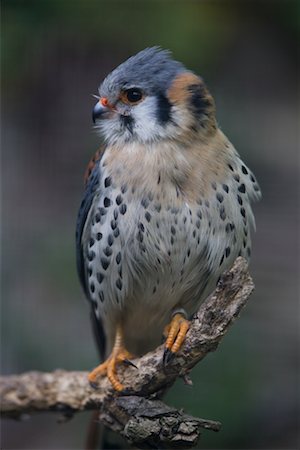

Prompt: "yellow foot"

[88,328,135,391]
[163,313,189,364]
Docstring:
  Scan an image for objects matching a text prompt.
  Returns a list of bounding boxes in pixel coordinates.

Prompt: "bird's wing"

[76,146,106,358]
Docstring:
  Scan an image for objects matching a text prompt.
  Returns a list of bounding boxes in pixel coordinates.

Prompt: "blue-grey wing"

[75,148,106,358]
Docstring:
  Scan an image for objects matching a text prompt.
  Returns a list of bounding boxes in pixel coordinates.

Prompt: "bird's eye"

[125,88,143,103]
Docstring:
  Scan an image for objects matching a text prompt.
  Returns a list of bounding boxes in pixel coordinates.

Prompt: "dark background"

[1,1,299,449]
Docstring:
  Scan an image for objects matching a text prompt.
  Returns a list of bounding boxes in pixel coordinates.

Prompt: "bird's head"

[93,47,216,146]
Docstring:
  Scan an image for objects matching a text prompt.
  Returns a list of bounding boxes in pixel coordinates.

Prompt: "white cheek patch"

[94,95,184,145]
[131,96,160,141]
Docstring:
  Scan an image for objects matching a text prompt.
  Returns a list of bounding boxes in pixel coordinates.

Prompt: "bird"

[76,47,261,392]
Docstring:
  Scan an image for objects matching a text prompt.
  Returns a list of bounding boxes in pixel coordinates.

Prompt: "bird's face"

[93,47,216,146]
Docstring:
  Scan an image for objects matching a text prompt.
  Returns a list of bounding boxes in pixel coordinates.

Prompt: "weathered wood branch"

[1,257,254,448]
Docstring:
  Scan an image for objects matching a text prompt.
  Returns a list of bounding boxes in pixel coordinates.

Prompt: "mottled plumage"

[76,47,261,389]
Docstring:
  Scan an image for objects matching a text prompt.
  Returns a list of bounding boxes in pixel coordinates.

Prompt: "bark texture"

[1,257,254,448]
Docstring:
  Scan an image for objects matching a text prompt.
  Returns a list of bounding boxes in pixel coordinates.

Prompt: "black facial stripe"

[156,93,172,125]
[120,115,134,133]
[188,84,212,118]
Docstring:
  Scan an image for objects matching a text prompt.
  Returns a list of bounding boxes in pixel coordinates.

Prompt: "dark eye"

[126,88,143,103]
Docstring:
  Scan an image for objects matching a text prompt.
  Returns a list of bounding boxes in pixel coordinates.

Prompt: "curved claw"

[163,313,190,365]
[163,348,175,366]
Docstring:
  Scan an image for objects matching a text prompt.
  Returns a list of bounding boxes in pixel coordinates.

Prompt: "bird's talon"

[89,380,99,390]
[164,313,190,361]
[163,348,175,366]
[123,358,138,369]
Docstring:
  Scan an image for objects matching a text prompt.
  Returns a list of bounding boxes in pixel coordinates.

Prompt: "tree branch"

[1,257,254,448]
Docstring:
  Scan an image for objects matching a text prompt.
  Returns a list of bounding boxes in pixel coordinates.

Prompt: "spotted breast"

[78,128,261,357]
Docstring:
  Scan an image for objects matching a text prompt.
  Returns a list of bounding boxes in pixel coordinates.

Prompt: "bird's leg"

[163,312,190,364]
[88,326,135,392]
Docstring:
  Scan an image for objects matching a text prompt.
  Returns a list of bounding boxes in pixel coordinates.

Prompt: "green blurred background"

[1,0,299,448]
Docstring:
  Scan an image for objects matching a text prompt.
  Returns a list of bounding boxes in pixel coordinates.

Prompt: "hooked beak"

[92,101,110,123]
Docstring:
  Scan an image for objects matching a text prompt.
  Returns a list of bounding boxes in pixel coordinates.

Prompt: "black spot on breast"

[250,174,256,183]
[88,251,95,261]
[116,252,121,264]
[136,231,143,243]
[104,246,112,257]
[240,207,246,218]
[107,234,114,246]
[238,183,246,193]
[99,207,107,216]
[247,247,251,257]
[89,238,95,247]
[97,272,104,284]
[119,204,127,215]
[216,192,224,203]
[242,165,248,175]
[196,219,201,229]
[154,203,161,212]
[116,278,122,290]
[113,228,120,238]
[145,212,151,222]
[101,258,110,270]
[220,205,226,220]
[99,291,104,302]
[156,93,172,124]
[121,184,127,194]
[197,210,202,219]
[104,176,112,188]
[90,283,95,293]
[211,181,217,190]
[141,198,149,209]
[171,226,176,235]
[233,174,240,182]
[226,222,235,233]
[95,213,101,223]
[116,194,123,205]
[222,184,229,193]
[219,255,224,266]
[96,232,102,241]
[237,195,243,205]
[104,197,111,208]
[228,163,234,172]
[225,247,231,258]
[138,222,145,232]
[113,208,118,220]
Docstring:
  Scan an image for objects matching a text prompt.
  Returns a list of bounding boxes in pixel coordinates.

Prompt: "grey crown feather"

[100,47,186,100]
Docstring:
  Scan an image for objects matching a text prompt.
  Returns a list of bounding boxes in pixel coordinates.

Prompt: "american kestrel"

[76,47,261,391]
